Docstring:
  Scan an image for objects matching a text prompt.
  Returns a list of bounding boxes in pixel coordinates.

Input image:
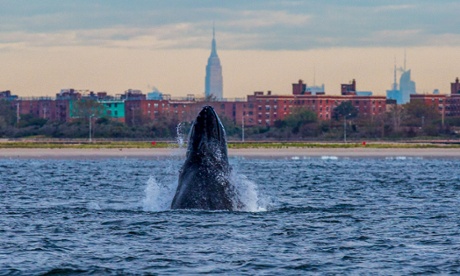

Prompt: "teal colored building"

[99,100,125,122]
[69,99,125,122]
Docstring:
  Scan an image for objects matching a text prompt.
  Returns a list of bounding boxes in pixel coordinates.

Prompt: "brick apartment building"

[242,80,386,127]
[124,98,246,126]
[4,79,389,127]
[410,78,460,117]
[121,79,386,128]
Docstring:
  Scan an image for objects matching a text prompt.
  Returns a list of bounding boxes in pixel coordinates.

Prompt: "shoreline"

[1,147,460,159]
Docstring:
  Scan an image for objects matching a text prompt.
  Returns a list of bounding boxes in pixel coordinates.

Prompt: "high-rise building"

[399,69,416,103]
[386,55,417,104]
[205,26,223,100]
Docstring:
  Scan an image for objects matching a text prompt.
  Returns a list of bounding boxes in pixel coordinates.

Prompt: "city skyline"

[0,1,459,98]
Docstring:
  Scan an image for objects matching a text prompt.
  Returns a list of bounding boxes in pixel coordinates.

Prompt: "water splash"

[142,176,177,212]
[176,122,187,149]
[321,156,339,160]
[86,202,102,210]
[231,171,267,212]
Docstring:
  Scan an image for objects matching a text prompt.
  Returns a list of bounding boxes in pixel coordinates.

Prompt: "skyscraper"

[205,26,223,99]
[399,69,416,103]
[386,57,417,104]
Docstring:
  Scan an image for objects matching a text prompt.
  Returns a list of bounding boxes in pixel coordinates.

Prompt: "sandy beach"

[0,147,460,158]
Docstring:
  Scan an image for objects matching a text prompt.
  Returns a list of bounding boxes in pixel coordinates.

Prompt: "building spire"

[210,22,217,57]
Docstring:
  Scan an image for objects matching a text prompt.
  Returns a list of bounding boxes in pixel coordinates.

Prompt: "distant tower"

[386,53,416,104]
[205,25,223,99]
[400,69,416,103]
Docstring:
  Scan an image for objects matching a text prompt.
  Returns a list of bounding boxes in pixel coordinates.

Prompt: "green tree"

[284,108,317,127]
[403,100,440,127]
[386,104,406,133]
[149,114,181,138]
[72,99,106,120]
[332,101,358,121]
[0,100,17,126]
[276,107,318,137]
[219,115,241,137]
[17,114,48,128]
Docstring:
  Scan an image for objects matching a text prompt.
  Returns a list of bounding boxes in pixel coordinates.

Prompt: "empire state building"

[205,28,223,99]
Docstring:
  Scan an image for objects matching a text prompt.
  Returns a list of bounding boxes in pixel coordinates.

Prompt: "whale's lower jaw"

[171,161,235,211]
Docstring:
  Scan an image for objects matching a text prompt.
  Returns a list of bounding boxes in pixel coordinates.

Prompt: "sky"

[1,0,459,98]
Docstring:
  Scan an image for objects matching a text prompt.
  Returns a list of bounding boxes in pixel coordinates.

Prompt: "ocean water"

[1,155,460,275]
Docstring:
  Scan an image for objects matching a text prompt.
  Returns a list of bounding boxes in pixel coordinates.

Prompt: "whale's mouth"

[187,106,227,159]
[195,106,223,142]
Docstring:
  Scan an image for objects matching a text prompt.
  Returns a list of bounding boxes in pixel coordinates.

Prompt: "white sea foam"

[321,156,339,160]
[142,148,180,212]
[231,171,267,212]
[142,176,177,212]
[176,122,186,148]
[87,201,102,210]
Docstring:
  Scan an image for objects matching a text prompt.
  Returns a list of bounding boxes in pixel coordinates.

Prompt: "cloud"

[0,1,459,51]
[225,10,311,29]
[372,4,416,12]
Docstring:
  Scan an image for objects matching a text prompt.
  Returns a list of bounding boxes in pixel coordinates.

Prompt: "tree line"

[0,99,459,141]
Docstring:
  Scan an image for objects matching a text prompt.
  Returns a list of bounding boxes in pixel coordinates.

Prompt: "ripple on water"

[1,157,460,274]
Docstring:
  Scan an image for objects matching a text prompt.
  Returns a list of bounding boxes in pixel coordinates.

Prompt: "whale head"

[171,105,239,210]
[186,106,228,162]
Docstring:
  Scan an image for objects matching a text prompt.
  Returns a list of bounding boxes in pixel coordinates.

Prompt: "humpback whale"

[171,106,238,210]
